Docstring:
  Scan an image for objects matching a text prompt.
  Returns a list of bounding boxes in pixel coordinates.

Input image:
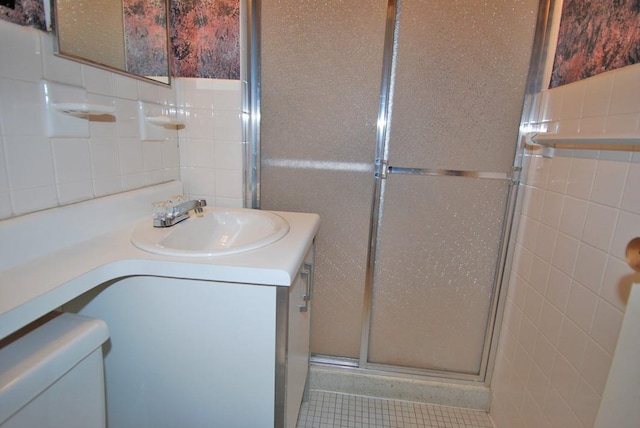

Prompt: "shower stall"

[243,0,539,385]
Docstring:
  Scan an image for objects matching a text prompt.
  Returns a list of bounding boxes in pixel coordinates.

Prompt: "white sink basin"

[131,207,290,257]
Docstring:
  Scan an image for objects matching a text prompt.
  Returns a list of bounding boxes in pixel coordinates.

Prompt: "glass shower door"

[259,0,388,359]
[362,0,536,376]
[256,0,538,378]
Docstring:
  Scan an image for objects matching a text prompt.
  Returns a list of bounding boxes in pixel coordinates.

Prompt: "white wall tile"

[582,202,618,252]
[601,256,637,311]
[611,211,640,261]
[559,196,587,238]
[523,286,544,325]
[551,353,581,404]
[608,64,640,116]
[580,339,612,395]
[532,330,557,377]
[560,82,585,120]
[212,110,242,141]
[113,74,139,100]
[93,175,123,197]
[82,65,114,96]
[557,318,588,370]
[0,78,46,136]
[539,88,563,123]
[10,184,58,215]
[0,136,8,195]
[0,191,12,219]
[56,180,94,205]
[605,112,639,133]
[0,20,43,82]
[538,300,564,345]
[590,159,629,208]
[40,32,83,86]
[52,138,92,184]
[161,138,180,169]
[547,156,571,193]
[570,378,600,428]
[90,137,120,178]
[541,191,564,229]
[551,232,579,276]
[0,26,233,223]
[535,223,557,263]
[142,141,163,171]
[545,266,572,311]
[582,73,613,118]
[87,94,118,137]
[186,138,216,168]
[4,136,55,189]
[566,157,595,199]
[565,281,598,332]
[573,244,608,293]
[115,99,139,137]
[579,116,606,134]
[492,62,640,428]
[590,300,623,355]
[215,169,243,198]
[214,140,243,170]
[529,256,550,295]
[118,137,144,174]
[121,172,145,191]
[185,167,216,196]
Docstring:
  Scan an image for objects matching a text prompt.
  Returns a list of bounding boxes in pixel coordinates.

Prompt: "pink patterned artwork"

[170,0,240,79]
[124,0,170,77]
[0,0,44,29]
[550,0,640,87]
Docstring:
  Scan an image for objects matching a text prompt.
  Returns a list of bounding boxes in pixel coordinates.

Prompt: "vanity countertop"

[0,182,320,341]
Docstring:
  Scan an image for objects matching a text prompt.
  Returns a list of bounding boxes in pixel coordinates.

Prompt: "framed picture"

[550,0,640,87]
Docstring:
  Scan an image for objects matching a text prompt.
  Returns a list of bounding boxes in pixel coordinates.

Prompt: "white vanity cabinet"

[64,246,314,428]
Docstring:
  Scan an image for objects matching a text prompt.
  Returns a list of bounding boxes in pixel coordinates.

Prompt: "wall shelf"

[146,115,185,126]
[137,100,185,141]
[52,103,116,117]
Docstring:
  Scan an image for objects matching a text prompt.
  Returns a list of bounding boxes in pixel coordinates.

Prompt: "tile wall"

[175,78,243,208]
[0,19,179,219]
[490,63,640,427]
[0,20,243,220]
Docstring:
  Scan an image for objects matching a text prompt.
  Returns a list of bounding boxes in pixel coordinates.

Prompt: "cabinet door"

[286,247,314,428]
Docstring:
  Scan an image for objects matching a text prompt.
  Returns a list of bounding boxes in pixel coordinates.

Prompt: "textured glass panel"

[261,168,374,357]
[260,1,387,358]
[261,1,387,163]
[368,175,509,374]
[388,0,537,172]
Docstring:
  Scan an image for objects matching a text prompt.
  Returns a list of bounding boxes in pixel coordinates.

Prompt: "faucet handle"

[152,200,171,221]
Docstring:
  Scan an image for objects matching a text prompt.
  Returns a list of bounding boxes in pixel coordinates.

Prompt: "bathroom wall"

[490,63,640,427]
[0,20,242,219]
[0,19,179,219]
[175,78,243,207]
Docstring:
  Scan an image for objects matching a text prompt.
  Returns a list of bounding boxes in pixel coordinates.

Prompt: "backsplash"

[175,78,243,208]
[0,19,243,219]
[490,64,640,427]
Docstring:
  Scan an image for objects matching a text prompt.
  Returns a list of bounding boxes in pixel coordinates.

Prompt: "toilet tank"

[0,313,109,428]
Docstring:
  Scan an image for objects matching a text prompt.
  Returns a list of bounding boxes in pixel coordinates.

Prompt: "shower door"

[361,0,536,376]
[256,0,537,378]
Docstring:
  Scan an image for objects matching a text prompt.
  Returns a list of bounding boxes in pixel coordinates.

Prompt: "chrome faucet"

[153,198,207,227]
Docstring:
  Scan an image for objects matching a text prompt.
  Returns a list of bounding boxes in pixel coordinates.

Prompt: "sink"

[131,207,290,257]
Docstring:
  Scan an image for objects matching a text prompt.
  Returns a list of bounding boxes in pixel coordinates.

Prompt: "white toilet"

[0,312,109,428]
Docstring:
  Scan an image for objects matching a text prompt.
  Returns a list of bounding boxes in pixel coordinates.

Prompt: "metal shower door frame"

[243,0,556,384]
